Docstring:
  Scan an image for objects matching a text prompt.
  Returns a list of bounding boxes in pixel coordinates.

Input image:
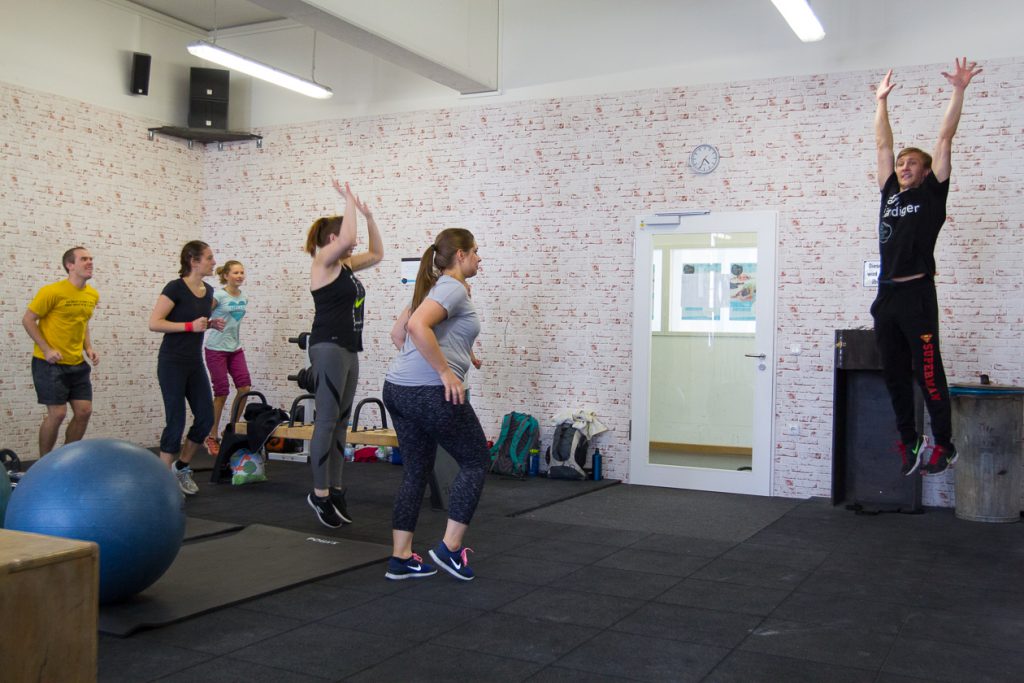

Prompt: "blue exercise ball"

[0,466,11,526]
[5,438,185,604]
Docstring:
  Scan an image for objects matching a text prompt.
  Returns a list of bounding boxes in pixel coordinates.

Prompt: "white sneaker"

[174,461,199,495]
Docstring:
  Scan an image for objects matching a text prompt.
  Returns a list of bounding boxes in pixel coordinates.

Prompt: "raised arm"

[932,57,982,184]
[313,180,358,267]
[348,193,384,272]
[874,69,897,190]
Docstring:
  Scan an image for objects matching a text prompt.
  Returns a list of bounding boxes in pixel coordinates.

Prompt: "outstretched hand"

[876,69,897,101]
[942,57,982,90]
[331,179,356,201]
[354,193,373,219]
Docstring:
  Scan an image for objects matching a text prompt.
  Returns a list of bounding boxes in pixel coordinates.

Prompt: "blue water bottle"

[528,448,540,476]
[592,448,602,481]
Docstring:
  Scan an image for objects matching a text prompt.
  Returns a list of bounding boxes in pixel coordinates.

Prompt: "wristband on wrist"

[184,322,194,333]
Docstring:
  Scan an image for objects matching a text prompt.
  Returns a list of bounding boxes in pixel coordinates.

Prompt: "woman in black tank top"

[302,180,384,528]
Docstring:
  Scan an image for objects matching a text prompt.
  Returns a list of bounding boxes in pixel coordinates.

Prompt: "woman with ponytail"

[382,228,487,581]
[304,180,383,528]
[203,260,252,455]
[148,240,226,495]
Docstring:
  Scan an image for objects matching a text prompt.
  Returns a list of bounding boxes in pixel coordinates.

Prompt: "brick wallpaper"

[4,57,1022,506]
[1,83,205,457]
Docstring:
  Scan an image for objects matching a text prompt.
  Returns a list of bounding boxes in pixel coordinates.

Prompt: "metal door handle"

[744,353,766,359]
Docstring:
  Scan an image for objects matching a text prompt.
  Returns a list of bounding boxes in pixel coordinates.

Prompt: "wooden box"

[0,528,99,682]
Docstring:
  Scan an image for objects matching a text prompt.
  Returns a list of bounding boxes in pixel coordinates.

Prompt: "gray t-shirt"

[386,275,480,386]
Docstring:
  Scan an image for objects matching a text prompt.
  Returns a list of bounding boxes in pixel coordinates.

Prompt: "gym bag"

[546,421,588,480]
[489,412,539,478]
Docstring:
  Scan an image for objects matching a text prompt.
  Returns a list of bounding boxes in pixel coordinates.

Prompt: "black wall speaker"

[188,67,229,129]
[130,52,151,96]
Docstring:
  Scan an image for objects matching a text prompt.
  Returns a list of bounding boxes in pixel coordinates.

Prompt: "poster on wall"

[400,258,420,284]
[680,263,722,320]
[728,262,756,321]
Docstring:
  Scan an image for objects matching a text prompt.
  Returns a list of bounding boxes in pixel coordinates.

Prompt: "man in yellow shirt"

[22,247,100,456]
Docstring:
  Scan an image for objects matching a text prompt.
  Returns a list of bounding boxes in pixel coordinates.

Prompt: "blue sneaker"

[385,553,437,580]
[429,542,475,581]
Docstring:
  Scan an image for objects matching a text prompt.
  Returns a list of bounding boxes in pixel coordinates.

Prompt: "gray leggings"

[309,343,359,490]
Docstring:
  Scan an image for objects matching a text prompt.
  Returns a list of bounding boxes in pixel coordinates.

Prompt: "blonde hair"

[215,260,243,285]
[897,147,933,170]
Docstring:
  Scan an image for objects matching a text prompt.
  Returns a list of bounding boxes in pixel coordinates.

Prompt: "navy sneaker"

[385,553,437,580]
[898,434,928,476]
[429,541,475,581]
[921,444,958,476]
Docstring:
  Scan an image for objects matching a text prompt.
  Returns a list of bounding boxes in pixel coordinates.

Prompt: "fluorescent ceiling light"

[187,41,333,99]
[771,0,826,42]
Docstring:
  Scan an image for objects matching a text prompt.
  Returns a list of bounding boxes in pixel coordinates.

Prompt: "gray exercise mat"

[183,517,244,541]
[99,524,390,636]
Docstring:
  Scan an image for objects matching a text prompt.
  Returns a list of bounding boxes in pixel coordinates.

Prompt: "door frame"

[629,210,778,495]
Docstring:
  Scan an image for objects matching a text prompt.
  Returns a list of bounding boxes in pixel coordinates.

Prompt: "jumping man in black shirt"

[871,57,982,476]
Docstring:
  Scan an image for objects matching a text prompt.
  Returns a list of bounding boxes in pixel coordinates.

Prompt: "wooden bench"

[233,421,398,447]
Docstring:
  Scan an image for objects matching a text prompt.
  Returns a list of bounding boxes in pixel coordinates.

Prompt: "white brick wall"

[4,57,1022,507]
[1,83,205,456]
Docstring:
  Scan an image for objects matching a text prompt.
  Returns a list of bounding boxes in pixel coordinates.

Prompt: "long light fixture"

[187,40,333,99]
[771,0,826,42]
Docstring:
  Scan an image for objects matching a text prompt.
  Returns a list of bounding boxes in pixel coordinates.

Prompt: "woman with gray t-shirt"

[383,228,488,581]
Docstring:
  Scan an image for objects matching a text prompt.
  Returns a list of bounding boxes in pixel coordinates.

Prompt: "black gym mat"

[183,517,243,541]
[99,524,390,636]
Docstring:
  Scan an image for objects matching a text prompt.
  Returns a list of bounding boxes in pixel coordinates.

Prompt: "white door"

[630,211,777,495]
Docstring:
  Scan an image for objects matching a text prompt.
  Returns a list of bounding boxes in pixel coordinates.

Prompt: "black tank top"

[310,265,365,352]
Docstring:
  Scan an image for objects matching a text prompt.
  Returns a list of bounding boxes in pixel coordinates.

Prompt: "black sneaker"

[898,435,928,476]
[921,444,958,476]
[307,493,343,528]
[329,487,353,524]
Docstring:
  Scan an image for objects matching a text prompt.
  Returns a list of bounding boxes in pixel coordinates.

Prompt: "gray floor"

[99,461,1024,682]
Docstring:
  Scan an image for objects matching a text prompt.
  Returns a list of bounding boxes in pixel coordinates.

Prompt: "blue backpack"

[489,412,539,478]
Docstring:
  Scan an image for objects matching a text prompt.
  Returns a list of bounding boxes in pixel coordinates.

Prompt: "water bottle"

[528,448,540,477]
[376,446,390,462]
[592,448,602,481]
[344,445,355,462]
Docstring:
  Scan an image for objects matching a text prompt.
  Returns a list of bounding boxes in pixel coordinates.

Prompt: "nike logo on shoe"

[450,560,462,570]
[407,562,421,571]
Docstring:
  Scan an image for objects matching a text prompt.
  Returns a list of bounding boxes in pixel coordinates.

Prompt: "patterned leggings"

[383,381,489,531]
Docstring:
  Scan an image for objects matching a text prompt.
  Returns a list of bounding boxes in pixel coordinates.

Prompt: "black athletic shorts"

[31,357,93,405]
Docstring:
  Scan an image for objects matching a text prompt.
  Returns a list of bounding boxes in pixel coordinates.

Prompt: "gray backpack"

[546,422,588,480]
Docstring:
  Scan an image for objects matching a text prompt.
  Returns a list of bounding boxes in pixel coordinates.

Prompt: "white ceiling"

[128,0,282,30]
[125,0,1024,95]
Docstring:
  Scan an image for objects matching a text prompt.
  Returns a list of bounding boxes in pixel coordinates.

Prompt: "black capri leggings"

[157,358,214,455]
[383,381,489,531]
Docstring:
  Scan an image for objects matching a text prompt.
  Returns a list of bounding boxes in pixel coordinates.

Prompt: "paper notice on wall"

[863,260,880,288]
[401,258,419,284]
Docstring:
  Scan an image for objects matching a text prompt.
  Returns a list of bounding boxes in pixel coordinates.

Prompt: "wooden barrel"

[951,385,1024,523]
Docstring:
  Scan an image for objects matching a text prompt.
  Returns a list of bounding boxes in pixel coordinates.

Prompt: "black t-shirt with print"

[877,171,949,282]
[310,265,365,352]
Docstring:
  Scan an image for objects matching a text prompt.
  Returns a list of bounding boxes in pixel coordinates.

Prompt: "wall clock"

[689,144,720,174]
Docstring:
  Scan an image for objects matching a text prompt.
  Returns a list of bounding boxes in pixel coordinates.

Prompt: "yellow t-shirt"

[28,280,100,365]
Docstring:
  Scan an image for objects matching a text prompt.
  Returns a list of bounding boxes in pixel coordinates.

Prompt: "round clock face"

[689,144,720,174]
